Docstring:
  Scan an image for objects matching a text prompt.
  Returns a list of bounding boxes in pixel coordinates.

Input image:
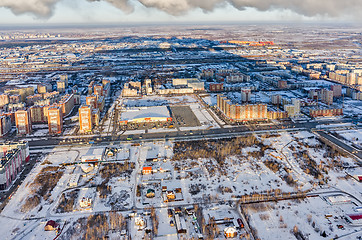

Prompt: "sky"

[0,0,360,25]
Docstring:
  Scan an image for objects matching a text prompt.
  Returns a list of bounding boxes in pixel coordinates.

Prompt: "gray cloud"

[0,0,360,18]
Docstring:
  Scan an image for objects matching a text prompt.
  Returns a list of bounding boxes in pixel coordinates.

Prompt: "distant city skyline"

[0,0,360,26]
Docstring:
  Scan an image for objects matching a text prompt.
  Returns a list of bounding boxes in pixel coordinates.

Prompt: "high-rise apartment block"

[86,95,98,109]
[0,115,11,137]
[241,88,252,102]
[0,141,29,190]
[30,105,47,123]
[37,84,52,94]
[59,74,69,87]
[217,95,267,121]
[93,84,103,96]
[321,89,334,105]
[331,85,342,98]
[0,94,9,107]
[47,106,63,134]
[15,109,32,135]
[271,95,282,105]
[57,80,66,93]
[209,83,224,92]
[79,105,93,133]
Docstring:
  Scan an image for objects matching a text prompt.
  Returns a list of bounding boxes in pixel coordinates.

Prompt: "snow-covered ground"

[1,130,361,239]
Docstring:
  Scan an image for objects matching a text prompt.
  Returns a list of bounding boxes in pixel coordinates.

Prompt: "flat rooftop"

[121,106,171,121]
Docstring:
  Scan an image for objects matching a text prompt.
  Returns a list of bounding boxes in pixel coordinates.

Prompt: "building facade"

[0,141,29,190]
[15,109,32,135]
[48,106,63,134]
[79,105,93,133]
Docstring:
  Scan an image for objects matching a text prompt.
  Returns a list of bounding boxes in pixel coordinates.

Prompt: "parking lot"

[170,106,200,128]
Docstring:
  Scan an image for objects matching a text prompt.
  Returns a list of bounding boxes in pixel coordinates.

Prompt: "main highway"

[28,118,358,150]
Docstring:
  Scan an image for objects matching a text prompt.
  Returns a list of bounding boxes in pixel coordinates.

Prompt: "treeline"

[60,212,126,240]
[97,162,134,199]
[173,136,263,166]
[56,189,79,213]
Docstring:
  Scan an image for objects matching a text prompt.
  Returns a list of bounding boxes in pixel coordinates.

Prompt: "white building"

[241,88,251,102]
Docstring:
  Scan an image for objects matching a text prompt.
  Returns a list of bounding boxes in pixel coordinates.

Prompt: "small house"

[224,227,237,238]
[44,220,59,231]
[142,167,152,175]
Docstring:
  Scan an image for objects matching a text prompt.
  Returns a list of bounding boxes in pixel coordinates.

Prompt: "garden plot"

[201,205,246,239]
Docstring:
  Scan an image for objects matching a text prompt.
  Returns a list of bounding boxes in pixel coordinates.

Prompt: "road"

[315,130,362,164]
[27,118,357,150]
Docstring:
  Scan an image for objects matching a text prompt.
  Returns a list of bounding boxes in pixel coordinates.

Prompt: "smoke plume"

[0,0,360,18]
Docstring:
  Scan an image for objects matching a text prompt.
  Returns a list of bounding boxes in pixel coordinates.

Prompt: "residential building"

[15,109,32,135]
[321,89,334,105]
[241,88,251,102]
[217,95,267,121]
[57,80,66,93]
[30,105,47,123]
[79,105,93,133]
[47,106,63,134]
[331,85,342,98]
[0,94,9,106]
[209,83,223,92]
[0,141,29,190]
[37,84,52,94]
[309,108,343,118]
[93,84,103,96]
[0,115,11,137]
[86,95,98,109]
[271,94,282,105]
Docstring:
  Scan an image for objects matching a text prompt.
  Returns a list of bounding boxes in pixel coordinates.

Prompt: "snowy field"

[1,130,361,239]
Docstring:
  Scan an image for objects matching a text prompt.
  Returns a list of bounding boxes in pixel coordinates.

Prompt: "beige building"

[15,109,32,135]
[79,105,93,133]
